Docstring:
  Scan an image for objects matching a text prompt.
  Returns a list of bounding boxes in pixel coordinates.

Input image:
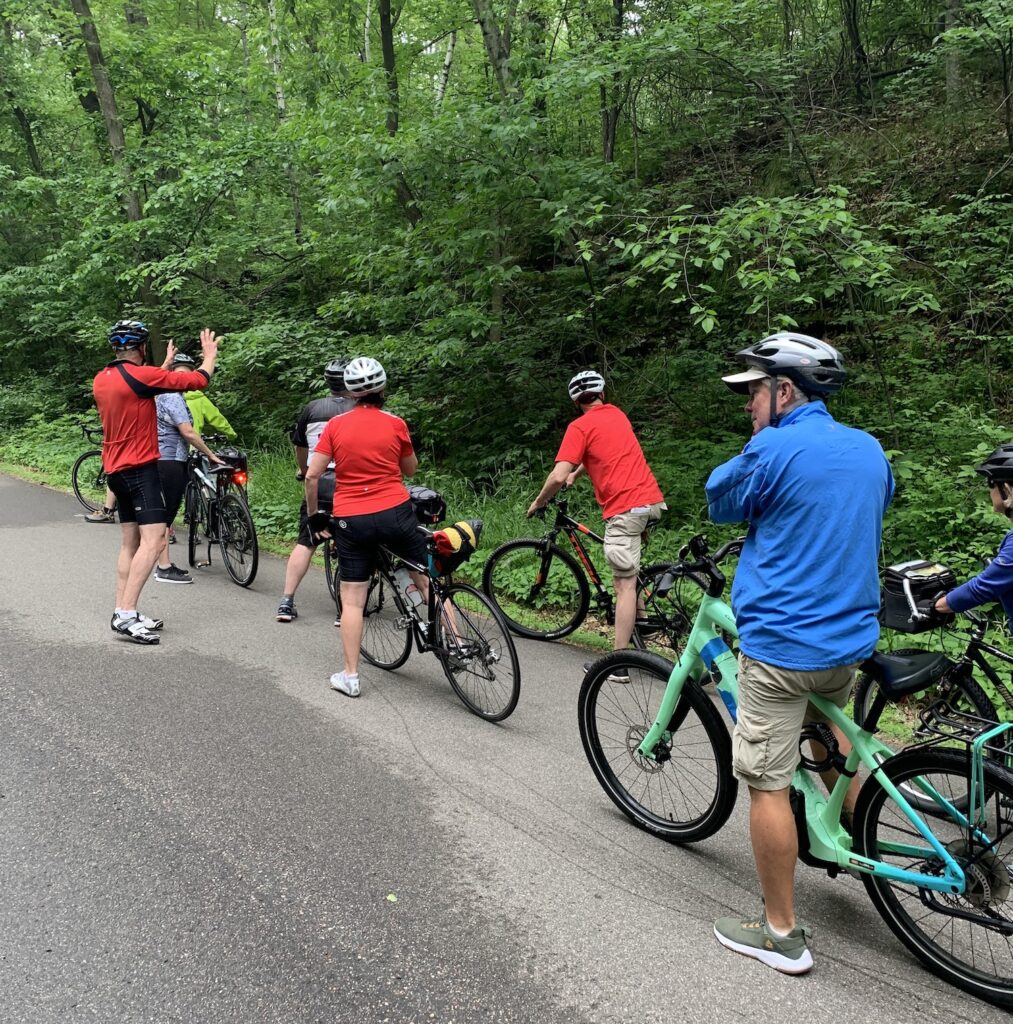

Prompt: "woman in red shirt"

[306,357,428,697]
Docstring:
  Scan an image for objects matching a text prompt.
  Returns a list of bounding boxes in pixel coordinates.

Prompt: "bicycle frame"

[540,500,614,617]
[376,547,466,659]
[636,585,990,896]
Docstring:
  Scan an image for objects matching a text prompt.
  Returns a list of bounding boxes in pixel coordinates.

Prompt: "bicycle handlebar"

[659,534,745,598]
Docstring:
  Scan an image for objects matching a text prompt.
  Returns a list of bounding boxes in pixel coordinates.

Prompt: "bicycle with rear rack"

[71,423,108,512]
[578,533,1013,1008]
[183,437,258,587]
[353,525,521,722]
[481,492,689,650]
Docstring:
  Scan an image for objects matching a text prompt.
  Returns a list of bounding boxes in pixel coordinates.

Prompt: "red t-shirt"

[92,361,210,474]
[314,405,414,516]
[555,403,663,519]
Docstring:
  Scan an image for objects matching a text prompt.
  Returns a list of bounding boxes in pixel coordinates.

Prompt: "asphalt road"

[0,472,1005,1023]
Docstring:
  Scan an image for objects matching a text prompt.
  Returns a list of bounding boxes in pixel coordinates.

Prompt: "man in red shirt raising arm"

[92,320,219,644]
[527,371,666,662]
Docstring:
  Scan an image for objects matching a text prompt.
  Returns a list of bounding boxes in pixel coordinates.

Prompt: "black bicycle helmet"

[722,332,846,397]
[171,352,196,368]
[324,358,349,391]
[975,444,1013,485]
[108,320,149,349]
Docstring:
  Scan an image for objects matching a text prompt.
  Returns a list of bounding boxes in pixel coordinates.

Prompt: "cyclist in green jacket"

[171,354,236,440]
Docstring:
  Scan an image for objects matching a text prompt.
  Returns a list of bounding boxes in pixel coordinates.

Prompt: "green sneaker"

[714,913,814,974]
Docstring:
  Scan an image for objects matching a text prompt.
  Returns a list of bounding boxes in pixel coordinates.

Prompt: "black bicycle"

[481,493,689,649]
[184,444,259,587]
[358,531,521,722]
[71,423,108,512]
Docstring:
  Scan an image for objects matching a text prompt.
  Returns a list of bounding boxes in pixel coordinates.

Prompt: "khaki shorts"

[732,654,859,791]
[603,502,666,578]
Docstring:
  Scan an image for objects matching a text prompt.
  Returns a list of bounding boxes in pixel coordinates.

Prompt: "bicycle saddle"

[860,650,952,699]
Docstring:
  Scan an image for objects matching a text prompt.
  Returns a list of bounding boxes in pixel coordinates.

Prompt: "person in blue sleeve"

[705,332,894,975]
[934,444,1013,629]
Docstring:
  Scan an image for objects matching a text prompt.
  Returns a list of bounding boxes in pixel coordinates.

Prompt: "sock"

[118,609,137,620]
[766,921,793,938]
[283,593,295,601]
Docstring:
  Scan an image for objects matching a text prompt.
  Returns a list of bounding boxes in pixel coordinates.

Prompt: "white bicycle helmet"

[344,357,387,395]
[568,370,605,401]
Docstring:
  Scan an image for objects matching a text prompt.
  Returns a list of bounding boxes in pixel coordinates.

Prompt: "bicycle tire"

[853,656,998,813]
[187,485,204,569]
[359,570,412,670]
[853,747,1013,1008]
[482,538,590,640]
[631,563,693,654]
[578,650,737,843]
[436,584,520,722]
[218,494,259,586]
[324,539,339,602]
[71,449,106,512]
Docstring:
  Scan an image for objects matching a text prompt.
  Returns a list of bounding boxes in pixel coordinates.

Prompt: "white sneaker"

[136,612,164,630]
[330,671,360,697]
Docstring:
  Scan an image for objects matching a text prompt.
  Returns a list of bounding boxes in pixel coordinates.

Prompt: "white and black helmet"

[722,333,846,397]
[567,370,606,401]
[344,356,387,395]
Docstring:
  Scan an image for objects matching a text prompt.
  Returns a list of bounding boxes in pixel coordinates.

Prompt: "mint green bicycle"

[578,534,1013,1007]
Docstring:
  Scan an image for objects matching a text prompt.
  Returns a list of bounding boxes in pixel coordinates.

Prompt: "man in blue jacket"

[705,333,894,974]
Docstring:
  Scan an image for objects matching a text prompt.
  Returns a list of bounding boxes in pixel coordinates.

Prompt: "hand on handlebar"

[526,500,546,519]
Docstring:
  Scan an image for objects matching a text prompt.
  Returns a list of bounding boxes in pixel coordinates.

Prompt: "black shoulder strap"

[114,362,176,399]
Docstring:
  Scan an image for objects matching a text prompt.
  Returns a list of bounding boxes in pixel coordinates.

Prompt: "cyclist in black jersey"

[276,359,355,623]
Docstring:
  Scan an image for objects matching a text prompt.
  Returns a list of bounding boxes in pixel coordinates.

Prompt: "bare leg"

[120,522,167,610]
[338,580,369,676]
[748,786,798,933]
[613,573,638,650]
[282,543,314,595]
[115,524,141,608]
[156,524,173,571]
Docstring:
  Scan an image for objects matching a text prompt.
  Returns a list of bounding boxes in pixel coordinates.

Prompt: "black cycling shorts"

[158,459,188,525]
[334,499,427,583]
[296,473,336,548]
[107,461,167,527]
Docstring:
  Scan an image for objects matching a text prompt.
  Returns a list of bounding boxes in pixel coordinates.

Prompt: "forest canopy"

[0,0,1010,559]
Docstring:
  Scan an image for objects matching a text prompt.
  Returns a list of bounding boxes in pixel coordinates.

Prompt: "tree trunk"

[377,0,421,226]
[471,0,512,98]
[599,0,623,162]
[363,0,372,62]
[265,0,304,244]
[841,0,871,109]
[944,0,961,106]
[68,0,164,357]
[435,31,456,108]
[6,95,45,173]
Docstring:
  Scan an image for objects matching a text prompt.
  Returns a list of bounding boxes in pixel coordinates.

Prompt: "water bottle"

[394,566,424,609]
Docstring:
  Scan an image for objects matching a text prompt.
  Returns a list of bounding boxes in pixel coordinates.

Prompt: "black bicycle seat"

[860,650,952,699]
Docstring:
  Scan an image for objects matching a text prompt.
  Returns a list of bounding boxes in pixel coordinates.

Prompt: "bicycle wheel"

[578,650,737,843]
[436,584,520,722]
[482,538,590,640]
[853,748,1013,1008]
[218,493,259,587]
[631,563,693,654]
[853,659,998,813]
[359,570,412,670]
[71,450,106,512]
[324,539,339,603]
[187,486,205,569]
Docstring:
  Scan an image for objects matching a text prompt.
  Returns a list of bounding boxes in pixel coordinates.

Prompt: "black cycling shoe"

[276,598,297,622]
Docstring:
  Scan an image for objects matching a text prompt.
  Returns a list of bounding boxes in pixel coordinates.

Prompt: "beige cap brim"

[721,367,770,394]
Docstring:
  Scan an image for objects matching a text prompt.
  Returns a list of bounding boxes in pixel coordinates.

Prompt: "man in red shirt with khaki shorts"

[527,371,665,666]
